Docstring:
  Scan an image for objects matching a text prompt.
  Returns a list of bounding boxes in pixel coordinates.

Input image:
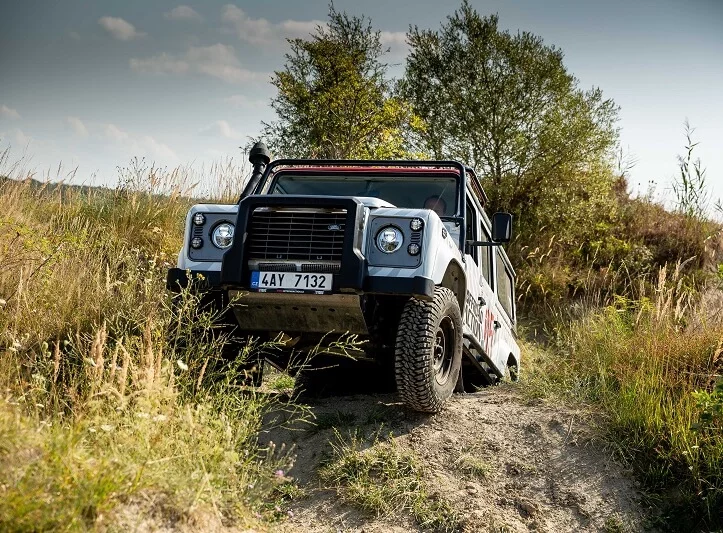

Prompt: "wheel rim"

[432,316,455,386]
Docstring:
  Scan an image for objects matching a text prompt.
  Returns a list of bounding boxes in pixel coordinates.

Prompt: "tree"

[262,5,418,159]
[402,2,620,231]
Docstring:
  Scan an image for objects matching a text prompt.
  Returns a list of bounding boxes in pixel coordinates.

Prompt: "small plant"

[454,451,491,480]
[673,119,709,219]
[319,430,462,531]
[692,377,723,432]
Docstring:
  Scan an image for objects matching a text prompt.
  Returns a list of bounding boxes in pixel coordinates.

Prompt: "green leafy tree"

[402,2,620,234]
[262,5,419,159]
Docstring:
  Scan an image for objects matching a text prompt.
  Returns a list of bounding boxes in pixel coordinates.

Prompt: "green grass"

[319,430,462,532]
[454,450,492,480]
[0,163,299,530]
[526,265,723,530]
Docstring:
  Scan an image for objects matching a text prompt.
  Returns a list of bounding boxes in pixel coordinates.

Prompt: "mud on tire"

[395,287,463,413]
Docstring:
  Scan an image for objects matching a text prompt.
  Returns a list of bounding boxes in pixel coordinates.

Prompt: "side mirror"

[492,212,512,243]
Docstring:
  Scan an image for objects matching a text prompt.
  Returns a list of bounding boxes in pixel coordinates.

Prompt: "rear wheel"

[395,287,463,413]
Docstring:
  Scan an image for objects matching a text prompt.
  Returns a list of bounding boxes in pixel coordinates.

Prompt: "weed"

[319,430,462,532]
[454,452,492,480]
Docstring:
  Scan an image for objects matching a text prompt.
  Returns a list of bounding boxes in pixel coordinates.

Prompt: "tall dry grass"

[527,264,723,530]
[0,151,297,531]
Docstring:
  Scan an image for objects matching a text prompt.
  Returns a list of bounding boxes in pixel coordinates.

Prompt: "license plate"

[250,271,333,293]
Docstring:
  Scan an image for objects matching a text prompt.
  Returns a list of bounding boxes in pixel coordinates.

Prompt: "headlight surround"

[211,223,235,249]
[376,225,404,254]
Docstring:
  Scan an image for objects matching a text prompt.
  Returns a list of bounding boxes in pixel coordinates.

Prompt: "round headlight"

[410,218,423,231]
[376,226,403,254]
[193,212,206,226]
[212,223,235,249]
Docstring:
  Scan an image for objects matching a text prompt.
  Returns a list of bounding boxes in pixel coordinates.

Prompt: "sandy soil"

[266,385,649,533]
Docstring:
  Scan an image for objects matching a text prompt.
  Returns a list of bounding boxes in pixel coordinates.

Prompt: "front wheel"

[395,287,463,413]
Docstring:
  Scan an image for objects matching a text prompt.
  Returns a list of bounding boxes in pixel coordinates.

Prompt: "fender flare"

[439,259,467,315]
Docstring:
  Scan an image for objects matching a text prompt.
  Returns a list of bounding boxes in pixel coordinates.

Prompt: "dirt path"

[266,385,648,532]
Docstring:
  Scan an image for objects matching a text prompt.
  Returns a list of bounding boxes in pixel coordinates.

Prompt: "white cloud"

[104,123,129,142]
[164,5,202,22]
[221,5,407,58]
[199,120,242,140]
[98,16,145,41]
[380,31,409,60]
[103,123,178,163]
[130,44,268,84]
[129,53,189,75]
[0,105,21,120]
[222,5,322,46]
[14,129,32,146]
[66,116,88,138]
[224,94,266,109]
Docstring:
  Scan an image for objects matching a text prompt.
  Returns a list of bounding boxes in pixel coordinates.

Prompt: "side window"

[465,197,478,264]
[479,225,492,285]
[496,251,515,321]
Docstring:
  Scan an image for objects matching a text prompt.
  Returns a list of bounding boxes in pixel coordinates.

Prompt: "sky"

[1,0,722,205]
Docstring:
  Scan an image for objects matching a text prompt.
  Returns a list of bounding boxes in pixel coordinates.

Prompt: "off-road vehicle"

[167,143,520,413]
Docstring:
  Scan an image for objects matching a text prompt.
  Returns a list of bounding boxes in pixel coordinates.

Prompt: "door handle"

[493,320,501,330]
[478,296,486,306]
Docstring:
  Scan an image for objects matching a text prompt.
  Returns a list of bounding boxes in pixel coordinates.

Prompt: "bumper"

[168,267,434,299]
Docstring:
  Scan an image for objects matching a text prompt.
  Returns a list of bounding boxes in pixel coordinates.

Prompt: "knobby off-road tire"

[395,287,463,413]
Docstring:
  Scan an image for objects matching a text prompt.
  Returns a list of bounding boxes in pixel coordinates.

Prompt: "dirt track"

[267,385,648,532]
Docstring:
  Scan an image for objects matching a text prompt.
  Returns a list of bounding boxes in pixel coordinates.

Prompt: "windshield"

[269,173,459,215]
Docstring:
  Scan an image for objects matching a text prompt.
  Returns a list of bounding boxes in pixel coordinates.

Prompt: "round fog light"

[408,243,420,256]
[193,213,206,226]
[191,237,203,249]
[410,218,423,231]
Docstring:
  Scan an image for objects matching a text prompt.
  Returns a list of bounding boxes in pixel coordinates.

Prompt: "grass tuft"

[319,430,462,532]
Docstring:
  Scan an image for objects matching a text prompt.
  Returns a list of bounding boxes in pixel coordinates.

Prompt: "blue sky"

[1,0,722,205]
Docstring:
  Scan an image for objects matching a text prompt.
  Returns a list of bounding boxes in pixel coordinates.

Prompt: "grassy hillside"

[0,162,301,530]
[1,149,721,530]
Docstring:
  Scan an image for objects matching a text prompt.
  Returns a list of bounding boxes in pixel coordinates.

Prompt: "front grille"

[248,208,346,261]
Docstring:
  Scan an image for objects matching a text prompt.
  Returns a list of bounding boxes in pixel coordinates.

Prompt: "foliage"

[673,120,709,219]
[402,1,619,230]
[527,265,723,530]
[0,165,301,530]
[262,4,420,159]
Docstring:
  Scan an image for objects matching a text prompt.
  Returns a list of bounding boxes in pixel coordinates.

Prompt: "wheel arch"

[439,259,467,314]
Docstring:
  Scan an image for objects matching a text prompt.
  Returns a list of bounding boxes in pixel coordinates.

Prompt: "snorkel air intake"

[238,141,271,202]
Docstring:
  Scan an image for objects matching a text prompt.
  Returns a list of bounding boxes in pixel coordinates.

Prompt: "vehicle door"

[462,195,495,353]
[476,214,497,362]
[491,248,516,370]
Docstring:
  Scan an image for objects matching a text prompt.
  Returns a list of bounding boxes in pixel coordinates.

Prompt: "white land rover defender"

[167,143,520,413]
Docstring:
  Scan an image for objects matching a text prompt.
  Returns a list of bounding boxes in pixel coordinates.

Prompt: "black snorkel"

[238,141,271,202]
